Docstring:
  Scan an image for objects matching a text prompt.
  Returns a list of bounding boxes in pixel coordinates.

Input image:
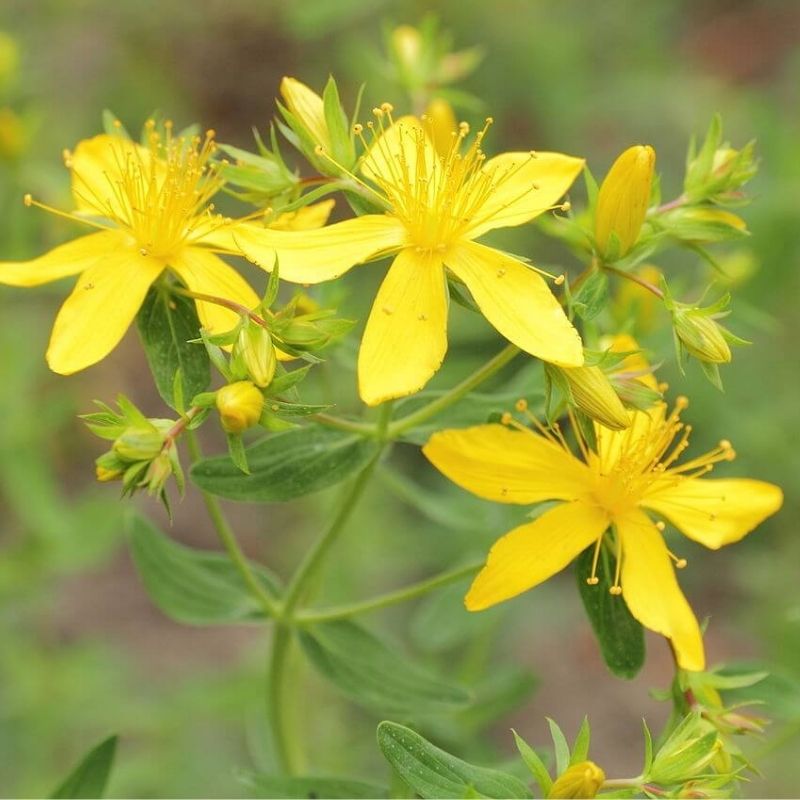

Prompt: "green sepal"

[49,735,117,799]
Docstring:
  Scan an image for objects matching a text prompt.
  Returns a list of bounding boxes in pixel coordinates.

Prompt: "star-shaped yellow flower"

[233,106,586,405]
[0,123,332,374]
[423,339,782,670]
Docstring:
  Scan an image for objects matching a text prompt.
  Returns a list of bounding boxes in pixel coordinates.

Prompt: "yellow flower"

[423,338,782,670]
[548,761,605,799]
[234,107,586,405]
[595,145,655,258]
[0,122,263,374]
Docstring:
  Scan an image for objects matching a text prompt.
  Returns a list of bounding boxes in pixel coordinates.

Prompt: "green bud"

[673,310,732,364]
[113,426,164,461]
[234,323,277,388]
[143,451,174,496]
[648,715,722,786]
[547,761,605,799]
[95,451,127,483]
[216,381,264,434]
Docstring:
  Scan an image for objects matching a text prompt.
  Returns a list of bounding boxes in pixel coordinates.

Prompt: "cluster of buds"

[83,396,184,513]
[663,281,748,388]
[684,114,757,206]
[385,21,483,108]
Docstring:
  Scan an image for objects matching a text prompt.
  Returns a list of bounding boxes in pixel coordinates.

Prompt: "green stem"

[310,412,376,436]
[294,561,483,625]
[387,343,520,438]
[268,441,386,774]
[603,263,665,299]
[186,431,278,618]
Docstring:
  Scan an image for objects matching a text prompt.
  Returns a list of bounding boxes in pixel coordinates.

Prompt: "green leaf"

[137,286,210,410]
[547,718,570,775]
[239,771,388,799]
[570,716,591,765]
[49,735,117,799]
[127,513,280,623]
[377,721,532,799]
[576,545,645,679]
[190,425,379,502]
[512,730,552,796]
[299,621,470,714]
[570,268,608,321]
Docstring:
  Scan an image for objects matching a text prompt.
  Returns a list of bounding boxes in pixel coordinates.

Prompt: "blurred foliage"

[0,0,798,796]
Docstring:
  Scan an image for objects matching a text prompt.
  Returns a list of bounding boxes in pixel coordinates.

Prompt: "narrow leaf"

[190,425,379,503]
[547,718,570,776]
[378,722,532,800]
[300,621,470,714]
[137,286,210,410]
[512,730,552,796]
[127,513,279,624]
[50,736,117,799]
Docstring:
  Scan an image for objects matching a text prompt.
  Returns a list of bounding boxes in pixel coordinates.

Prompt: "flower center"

[69,120,223,259]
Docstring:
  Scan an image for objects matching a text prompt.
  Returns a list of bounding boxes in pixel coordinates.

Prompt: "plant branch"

[387,343,520,438]
[603,263,665,299]
[294,561,483,624]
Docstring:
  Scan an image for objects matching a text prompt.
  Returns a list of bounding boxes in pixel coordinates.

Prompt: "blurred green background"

[1,0,798,796]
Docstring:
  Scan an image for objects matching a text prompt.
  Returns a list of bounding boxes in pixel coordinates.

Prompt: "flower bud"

[280,76,330,151]
[425,98,458,159]
[216,381,264,434]
[143,451,174,495]
[595,145,655,258]
[547,761,605,799]
[113,426,164,461]
[95,451,126,483]
[560,365,630,430]
[390,25,423,72]
[235,323,277,388]
[673,310,732,364]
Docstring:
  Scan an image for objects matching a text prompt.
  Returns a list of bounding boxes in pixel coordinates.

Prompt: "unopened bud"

[391,25,423,70]
[561,365,630,431]
[280,76,330,150]
[143,451,173,495]
[95,452,126,483]
[547,761,605,799]
[425,98,458,159]
[216,381,264,434]
[673,310,732,364]
[113,426,164,461]
[235,323,277,388]
[595,145,656,258]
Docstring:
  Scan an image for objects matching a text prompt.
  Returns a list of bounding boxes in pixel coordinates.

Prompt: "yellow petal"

[169,247,259,336]
[225,215,406,284]
[466,501,609,611]
[444,241,583,366]
[616,508,705,671]
[267,199,335,231]
[69,134,158,218]
[358,248,448,406]
[642,478,783,549]
[466,151,585,238]
[0,231,121,286]
[280,76,329,149]
[46,249,164,374]
[425,98,458,159]
[360,115,436,190]
[423,423,590,504]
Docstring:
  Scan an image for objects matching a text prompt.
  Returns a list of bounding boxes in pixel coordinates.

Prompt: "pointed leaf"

[299,621,470,714]
[127,513,280,623]
[378,722,532,799]
[576,545,645,679]
[513,730,552,796]
[49,736,117,799]
[190,425,380,502]
[137,286,210,410]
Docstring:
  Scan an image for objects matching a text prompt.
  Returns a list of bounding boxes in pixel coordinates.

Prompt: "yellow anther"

[560,201,571,212]
[353,123,363,134]
[609,585,623,596]
[675,395,689,409]
[501,412,513,426]
[205,128,216,138]
[554,274,565,286]
[719,439,732,450]
[675,558,688,569]
[655,520,666,531]
[380,102,394,114]
[23,193,32,207]
[515,398,528,412]
[586,577,600,586]
[372,107,384,117]
[658,382,669,392]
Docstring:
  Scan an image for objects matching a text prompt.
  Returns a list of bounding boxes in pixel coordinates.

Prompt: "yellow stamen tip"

[675,558,688,569]
[554,274,565,286]
[655,520,666,531]
[23,193,32,207]
[586,577,600,586]
[560,201,571,212]
[609,585,623,596]
[719,439,732,449]
[515,398,528,412]
[676,395,689,409]
[501,412,513,426]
